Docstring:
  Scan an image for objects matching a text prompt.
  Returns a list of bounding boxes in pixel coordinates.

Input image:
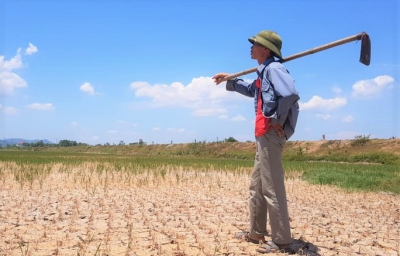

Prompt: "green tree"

[225,137,238,142]
[58,139,78,147]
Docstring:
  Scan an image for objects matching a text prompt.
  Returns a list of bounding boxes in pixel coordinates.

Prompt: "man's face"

[251,42,270,61]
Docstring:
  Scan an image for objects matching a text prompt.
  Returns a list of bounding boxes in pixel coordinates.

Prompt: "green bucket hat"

[248,30,282,59]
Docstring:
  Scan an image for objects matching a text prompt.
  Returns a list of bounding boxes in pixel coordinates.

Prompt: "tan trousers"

[249,129,292,244]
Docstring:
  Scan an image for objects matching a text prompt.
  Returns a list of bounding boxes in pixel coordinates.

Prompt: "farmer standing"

[213,30,299,254]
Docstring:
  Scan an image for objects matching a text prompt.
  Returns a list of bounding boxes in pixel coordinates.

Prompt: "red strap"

[255,78,270,137]
[256,78,262,113]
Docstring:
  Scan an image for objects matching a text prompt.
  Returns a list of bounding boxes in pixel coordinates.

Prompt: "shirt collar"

[257,57,275,76]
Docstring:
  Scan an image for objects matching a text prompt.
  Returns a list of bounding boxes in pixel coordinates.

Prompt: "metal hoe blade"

[359,32,371,66]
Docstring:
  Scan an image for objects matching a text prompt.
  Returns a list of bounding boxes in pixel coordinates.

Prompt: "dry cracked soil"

[0,165,399,256]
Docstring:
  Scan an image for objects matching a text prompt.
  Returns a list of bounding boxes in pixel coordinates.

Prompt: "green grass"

[290,161,400,194]
[283,151,399,164]
[1,146,399,194]
[0,150,254,172]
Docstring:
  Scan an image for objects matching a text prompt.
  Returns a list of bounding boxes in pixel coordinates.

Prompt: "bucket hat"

[248,30,282,59]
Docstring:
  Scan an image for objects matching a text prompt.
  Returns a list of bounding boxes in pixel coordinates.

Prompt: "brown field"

[0,160,399,256]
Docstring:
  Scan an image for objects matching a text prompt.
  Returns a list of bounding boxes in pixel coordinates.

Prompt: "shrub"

[351,134,370,147]
[225,137,238,142]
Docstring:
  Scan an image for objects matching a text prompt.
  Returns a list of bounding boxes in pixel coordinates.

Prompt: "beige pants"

[249,129,291,244]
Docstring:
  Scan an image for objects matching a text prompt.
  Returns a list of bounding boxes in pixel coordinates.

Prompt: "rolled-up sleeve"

[267,64,299,125]
[226,79,255,98]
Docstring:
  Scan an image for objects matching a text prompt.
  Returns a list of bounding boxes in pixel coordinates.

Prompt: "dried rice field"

[0,163,399,255]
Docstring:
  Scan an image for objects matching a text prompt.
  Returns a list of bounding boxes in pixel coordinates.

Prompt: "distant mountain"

[0,138,53,147]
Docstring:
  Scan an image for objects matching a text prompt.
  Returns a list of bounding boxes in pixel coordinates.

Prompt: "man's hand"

[212,73,230,85]
[268,123,285,138]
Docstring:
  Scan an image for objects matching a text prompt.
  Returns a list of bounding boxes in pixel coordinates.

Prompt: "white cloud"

[153,127,161,131]
[130,77,243,110]
[231,114,247,121]
[108,130,117,134]
[192,108,227,116]
[316,114,333,120]
[130,81,148,89]
[0,72,27,95]
[0,105,17,115]
[4,107,17,115]
[352,75,394,98]
[218,115,228,119]
[0,48,28,95]
[341,115,354,123]
[299,96,347,111]
[0,44,37,95]
[167,128,185,132]
[25,43,38,55]
[80,82,96,96]
[0,48,23,70]
[27,103,54,110]
[332,86,342,94]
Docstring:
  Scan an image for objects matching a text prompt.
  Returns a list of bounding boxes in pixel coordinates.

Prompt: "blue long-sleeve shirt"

[226,57,300,140]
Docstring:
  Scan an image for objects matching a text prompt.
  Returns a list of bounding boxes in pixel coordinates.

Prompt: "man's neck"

[258,56,272,65]
[257,54,271,65]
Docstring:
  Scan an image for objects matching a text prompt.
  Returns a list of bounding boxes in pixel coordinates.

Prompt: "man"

[213,30,299,254]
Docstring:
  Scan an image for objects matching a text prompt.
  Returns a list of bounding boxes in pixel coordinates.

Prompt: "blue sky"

[1,0,399,145]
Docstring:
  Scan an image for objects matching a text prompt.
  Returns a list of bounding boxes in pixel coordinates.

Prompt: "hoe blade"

[359,32,371,66]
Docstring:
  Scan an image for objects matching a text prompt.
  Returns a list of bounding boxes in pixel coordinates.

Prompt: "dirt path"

[0,167,399,255]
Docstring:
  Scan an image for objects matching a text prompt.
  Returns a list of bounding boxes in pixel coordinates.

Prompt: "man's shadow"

[289,237,322,255]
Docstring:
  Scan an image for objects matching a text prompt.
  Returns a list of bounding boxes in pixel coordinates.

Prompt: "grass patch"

[300,161,400,194]
[284,152,398,164]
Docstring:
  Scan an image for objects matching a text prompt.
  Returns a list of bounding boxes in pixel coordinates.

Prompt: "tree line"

[2,137,240,149]
[2,140,88,148]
